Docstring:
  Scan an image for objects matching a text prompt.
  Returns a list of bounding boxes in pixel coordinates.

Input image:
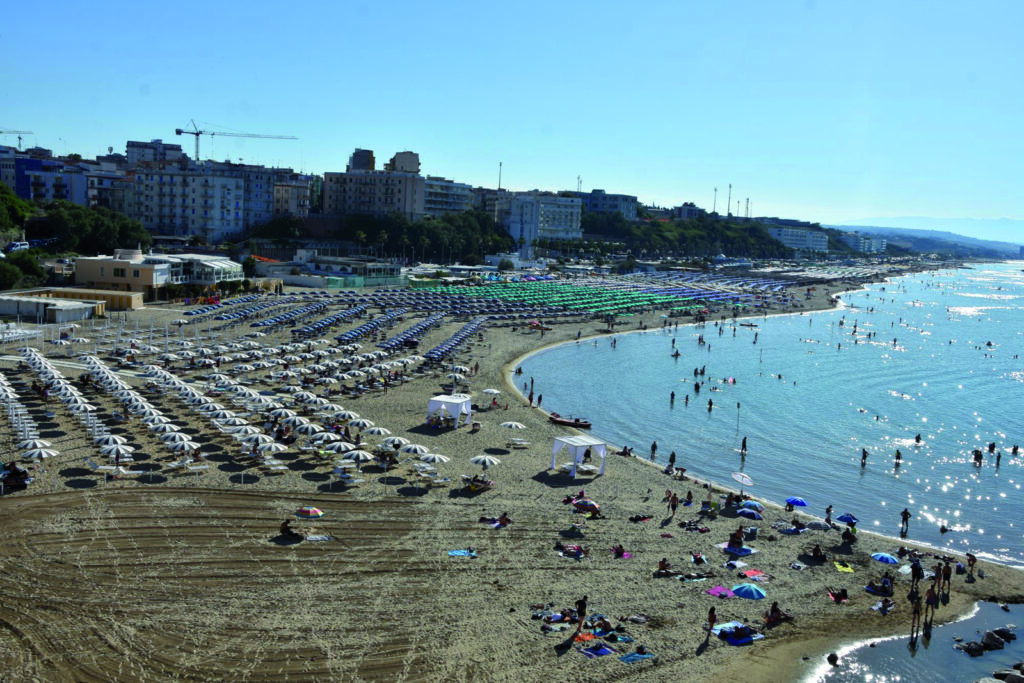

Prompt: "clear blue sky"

[3,1,1021,239]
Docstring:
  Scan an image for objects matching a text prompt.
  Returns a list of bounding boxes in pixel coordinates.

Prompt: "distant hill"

[839,217,1024,246]
[829,224,1022,258]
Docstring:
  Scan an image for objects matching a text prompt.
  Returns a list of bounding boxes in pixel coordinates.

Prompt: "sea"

[520,261,1024,681]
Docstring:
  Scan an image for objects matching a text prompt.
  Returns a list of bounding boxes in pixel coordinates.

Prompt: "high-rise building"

[765,225,829,252]
[347,149,375,172]
[323,169,425,220]
[386,151,420,174]
[838,231,887,254]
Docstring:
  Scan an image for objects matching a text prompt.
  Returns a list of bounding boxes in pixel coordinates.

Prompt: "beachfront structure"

[766,225,829,253]
[322,168,425,221]
[424,176,473,216]
[838,231,887,254]
[570,189,638,222]
[495,192,582,259]
[75,249,243,300]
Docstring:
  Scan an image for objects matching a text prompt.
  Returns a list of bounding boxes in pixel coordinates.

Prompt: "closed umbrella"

[731,583,767,600]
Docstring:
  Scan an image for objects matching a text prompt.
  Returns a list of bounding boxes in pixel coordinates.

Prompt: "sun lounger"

[85,458,120,483]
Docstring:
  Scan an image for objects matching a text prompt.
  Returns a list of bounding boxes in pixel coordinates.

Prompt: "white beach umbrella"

[419,453,450,464]
[348,418,374,430]
[269,408,297,419]
[281,415,311,427]
[94,434,128,446]
[311,432,342,443]
[381,436,410,448]
[160,432,193,443]
[400,443,430,455]
[18,438,52,450]
[293,422,324,436]
[258,442,289,454]
[363,426,391,436]
[23,448,59,459]
[149,423,180,433]
[239,433,275,445]
[470,455,501,471]
[324,441,356,454]
[500,421,527,430]
[100,444,136,458]
[167,441,198,452]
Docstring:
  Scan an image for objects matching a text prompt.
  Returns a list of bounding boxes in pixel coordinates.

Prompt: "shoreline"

[4,262,1021,682]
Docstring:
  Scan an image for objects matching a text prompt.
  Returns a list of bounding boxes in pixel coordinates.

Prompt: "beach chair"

[85,458,121,484]
[186,464,210,483]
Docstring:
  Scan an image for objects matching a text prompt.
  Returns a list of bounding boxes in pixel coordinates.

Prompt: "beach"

[1,272,1021,682]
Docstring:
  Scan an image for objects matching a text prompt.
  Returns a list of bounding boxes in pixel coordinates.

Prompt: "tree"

[7,250,44,280]
[249,216,306,241]
[461,253,483,266]
[497,258,514,271]
[0,262,22,290]
[242,257,257,278]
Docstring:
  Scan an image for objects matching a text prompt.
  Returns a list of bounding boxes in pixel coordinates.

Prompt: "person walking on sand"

[910,593,922,637]
[670,492,679,518]
[574,595,588,634]
[650,441,658,461]
[941,562,952,594]
[537,394,542,408]
[924,584,938,622]
[706,606,717,640]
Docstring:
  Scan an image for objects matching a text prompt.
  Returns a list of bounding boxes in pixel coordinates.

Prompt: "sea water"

[810,601,1021,682]
[520,262,1024,567]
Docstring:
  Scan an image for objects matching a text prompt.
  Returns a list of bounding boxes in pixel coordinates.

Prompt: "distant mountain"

[839,217,1024,245]
[829,224,1022,258]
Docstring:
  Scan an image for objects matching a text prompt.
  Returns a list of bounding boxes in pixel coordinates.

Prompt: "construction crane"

[174,120,297,161]
[0,129,34,149]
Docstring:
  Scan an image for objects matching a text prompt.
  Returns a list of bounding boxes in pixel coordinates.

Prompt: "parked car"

[3,242,30,254]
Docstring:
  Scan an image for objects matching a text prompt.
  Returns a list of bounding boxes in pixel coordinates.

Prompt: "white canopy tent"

[426,394,473,428]
[551,435,608,478]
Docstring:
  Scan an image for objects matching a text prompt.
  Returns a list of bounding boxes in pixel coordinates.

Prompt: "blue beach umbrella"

[731,583,767,600]
[739,500,764,512]
[737,509,763,520]
[871,552,899,565]
[786,497,808,507]
[837,513,859,525]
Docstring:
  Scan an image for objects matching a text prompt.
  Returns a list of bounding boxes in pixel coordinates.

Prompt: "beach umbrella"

[18,438,51,450]
[293,422,324,436]
[324,441,356,454]
[482,388,501,395]
[23,448,59,459]
[344,450,375,471]
[419,453,450,464]
[737,509,763,520]
[500,421,527,430]
[363,426,391,436]
[445,373,465,382]
[143,415,173,425]
[281,415,311,427]
[871,553,900,565]
[100,444,135,457]
[470,454,501,471]
[400,444,430,454]
[806,521,832,531]
[335,410,360,421]
[311,432,342,443]
[295,506,323,519]
[149,423,180,433]
[269,408,297,419]
[167,441,198,452]
[348,418,374,430]
[160,432,193,443]
[218,417,250,427]
[837,513,859,525]
[94,434,128,446]
[739,500,764,512]
[731,583,767,600]
[786,497,808,508]
[731,472,754,487]
[259,442,289,454]
[240,433,275,445]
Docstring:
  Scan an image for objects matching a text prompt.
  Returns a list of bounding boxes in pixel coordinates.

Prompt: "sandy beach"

[1,274,1021,682]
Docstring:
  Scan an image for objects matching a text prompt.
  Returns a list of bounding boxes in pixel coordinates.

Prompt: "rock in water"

[982,631,1006,650]
[993,627,1016,641]
[827,653,839,666]
[956,641,985,657]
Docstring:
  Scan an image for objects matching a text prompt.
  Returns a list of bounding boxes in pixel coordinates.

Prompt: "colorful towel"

[724,560,748,569]
[707,585,735,598]
[580,644,616,658]
[619,652,654,663]
[834,561,854,573]
[448,549,477,557]
[606,634,634,643]
[574,633,597,642]
[871,601,895,615]
[717,543,756,556]
[741,569,764,578]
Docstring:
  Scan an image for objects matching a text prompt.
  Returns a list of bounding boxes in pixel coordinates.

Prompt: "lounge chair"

[85,458,123,483]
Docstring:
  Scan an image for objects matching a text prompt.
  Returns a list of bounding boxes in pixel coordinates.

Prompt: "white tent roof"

[426,394,472,426]
[552,435,608,477]
[553,435,606,450]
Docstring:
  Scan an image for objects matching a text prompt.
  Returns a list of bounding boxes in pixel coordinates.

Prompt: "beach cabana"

[426,394,473,428]
[551,435,608,478]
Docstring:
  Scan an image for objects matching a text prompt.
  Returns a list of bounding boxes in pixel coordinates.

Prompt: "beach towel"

[712,621,764,645]
[489,522,507,529]
[606,634,634,643]
[779,528,807,535]
[870,601,895,615]
[741,569,765,578]
[448,549,477,557]
[864,585,892,596]
[619,652,654,663]
[834,561,854,573]
[574,633,597,642]
[680,576,708,583]
[724,560,748,570]
[683,501,693,506]
[613,552,633,559]
[721,545,756,557]
[707,585,735,598]
[541,623,569,632]
[710,621,744,636]
[727,632,765,646]
[579,644,616,658]
[304,534,332,542]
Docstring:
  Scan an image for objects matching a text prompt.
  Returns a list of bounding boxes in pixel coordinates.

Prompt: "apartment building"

[495,192,582,258]
[838,231,887,254]
[126,139,188,165]
[765,225,829,252]
[424,176,473,216]
[572,189,638,221]
[322,169,425,220]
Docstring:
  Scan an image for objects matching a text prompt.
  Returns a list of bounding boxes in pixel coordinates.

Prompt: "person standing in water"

[861,448,868,467]
[741,436,747,455]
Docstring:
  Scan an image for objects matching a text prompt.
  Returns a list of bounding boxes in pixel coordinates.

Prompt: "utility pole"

[726,184,732,216]
[577,175,582,192]
[713,187,718,213]
[745,197,749,218]
[498,162,502,190]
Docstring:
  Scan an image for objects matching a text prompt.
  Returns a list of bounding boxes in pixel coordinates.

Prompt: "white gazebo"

[551,435,608,478]
[426,394,473,428]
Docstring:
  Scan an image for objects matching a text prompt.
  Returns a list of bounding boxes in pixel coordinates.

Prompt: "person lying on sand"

[612,544,627,558]
[629,515,652,523]
[691,551,707,565]
[479,512,512,526]
[555,542,588,559]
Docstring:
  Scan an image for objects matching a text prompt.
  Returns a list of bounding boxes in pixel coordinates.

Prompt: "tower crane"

[174,120,297,161]
[0,129,34,149]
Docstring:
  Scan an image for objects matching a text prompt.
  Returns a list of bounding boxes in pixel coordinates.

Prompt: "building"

[765,225,829,253]
[424,176,473,216]
[676,202,706,220]
[0,145,17,190]
[572,189,638,221]
[347,149,375,172]
[74,249,243,300]
[322,169,425,220]
[13,158,89,204]
[494,192,582,258]
[86,169,134,213]
[386,151,420,173]
[128,168,245,242]
[273,175,312,218]
[838,231,887,254]
[472,187,512,217]
[126,139,187,165]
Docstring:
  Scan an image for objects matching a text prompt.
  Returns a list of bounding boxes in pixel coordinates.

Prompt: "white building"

[838,231,887,254]
[766,225,829,253]
[495,192,582,258]
[126,139,187,165]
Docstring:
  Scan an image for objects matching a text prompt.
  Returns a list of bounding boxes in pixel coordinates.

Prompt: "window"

[100,266,105,276]
[133,270,140,278]
[113,268,126,278]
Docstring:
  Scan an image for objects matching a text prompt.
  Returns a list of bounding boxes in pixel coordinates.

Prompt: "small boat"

[739,322,758,328]
[549,412,592,429]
